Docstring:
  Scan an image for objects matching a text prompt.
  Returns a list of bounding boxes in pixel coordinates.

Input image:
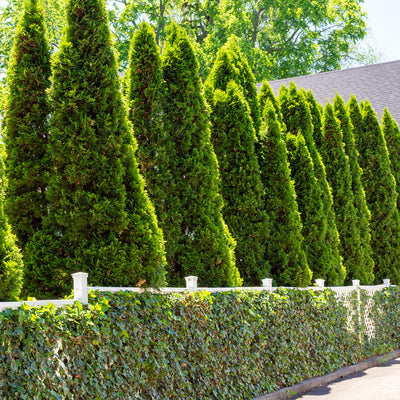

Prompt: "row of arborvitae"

[2,0,400,300]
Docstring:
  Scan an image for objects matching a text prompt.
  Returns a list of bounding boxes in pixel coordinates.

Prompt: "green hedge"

[1,287,399,399]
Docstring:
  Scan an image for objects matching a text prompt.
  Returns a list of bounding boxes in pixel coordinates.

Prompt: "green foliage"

[280,84,344,285]
[160,24,240,287]
[23,0,167,298]
[1,286,399,399]
[205,37,261,136]
[286,133,336,284]
[320,103,373,284]
[382,109,400,209]
[257,101,311,286]
[304,89,323,148]
[126,21,164,207]
[334,95,374,283]
[349,98,400,284]
[208,81,270,286]
[258,81,284,128]
[0,146,23,301]
[3,0,50,251]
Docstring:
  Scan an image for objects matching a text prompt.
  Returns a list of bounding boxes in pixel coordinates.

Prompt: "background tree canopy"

[0,0,377,81]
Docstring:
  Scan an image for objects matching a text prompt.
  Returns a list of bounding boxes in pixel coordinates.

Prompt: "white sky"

[361,0,400,62]
[0,0,398,63]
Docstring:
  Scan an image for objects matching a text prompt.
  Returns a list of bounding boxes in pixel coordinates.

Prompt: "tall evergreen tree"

[304,89,323,149]
[279,84,344,285]
[161,24,241,287]
[0,146,23,301]
[320,102,373,284]
[285,133,336,283]
[382,109,400,209]
[204,37,261,136]
[334,94,374,283]
[3,0,50,250]
[258,81,283,126]
[24,0,167,297]
[258,100,310,286]
[208,81,270,285]
[127,21,164,206]
[349,97,400,284]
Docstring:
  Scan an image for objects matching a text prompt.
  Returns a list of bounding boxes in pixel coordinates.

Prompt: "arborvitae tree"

[0,146,23,301]
[285,133,338,283]
[127,21,164,204]
[382,109,400,209]
[24,0,167,298]
[3,0,50,250]
[258,81,284,126]
[279,83,344,285]
[205,37,261,136]
[320,102,373,284]
[304,89,323,148]
[349,98,400,284]
[258,100,311,286]
[208,81,269,285]
[334,94,374,283]
[161,24,241,287]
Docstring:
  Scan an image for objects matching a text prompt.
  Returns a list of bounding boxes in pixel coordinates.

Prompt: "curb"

[253,350,400,400]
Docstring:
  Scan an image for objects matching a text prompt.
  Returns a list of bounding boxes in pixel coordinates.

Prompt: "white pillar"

[185,276,198,290]
[262,278,273,291]
[383,279,391,286]
[72,272,88,304]
[352,279,360,287]
[315,279,325,289]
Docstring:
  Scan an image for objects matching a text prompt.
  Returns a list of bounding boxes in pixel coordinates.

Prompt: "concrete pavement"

[291,356,400,400]
[254,351,400,400]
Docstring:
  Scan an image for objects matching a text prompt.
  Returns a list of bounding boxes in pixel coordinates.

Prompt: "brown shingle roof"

[260,60,400,124]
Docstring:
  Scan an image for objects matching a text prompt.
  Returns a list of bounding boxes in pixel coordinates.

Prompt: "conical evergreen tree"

[334,94,374,283]
[304,89,323,149]
[258,100,310,286]
[258,81,284,126]
[208,81,269,285]
[320,102,373,283]
[349,98,400,283]
[279,83,344,284]
[161,24,241,287]
[205,37,261,136]
[285,133,336,283]
[0,146,23,301]
[24,0,167,297]
[3,0,50,250]
[127,21,164,205]
[382,109,400,209]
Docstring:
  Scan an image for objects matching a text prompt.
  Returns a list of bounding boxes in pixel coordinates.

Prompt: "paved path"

[291,357,400,400]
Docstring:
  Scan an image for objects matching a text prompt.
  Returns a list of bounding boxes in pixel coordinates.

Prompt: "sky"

[0,0,398,64]
[361,0,400,62]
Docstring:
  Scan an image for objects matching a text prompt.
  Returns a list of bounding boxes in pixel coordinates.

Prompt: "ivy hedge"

[1,287,399,399]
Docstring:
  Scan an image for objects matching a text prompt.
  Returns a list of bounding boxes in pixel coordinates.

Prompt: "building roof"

[261,60,400,124]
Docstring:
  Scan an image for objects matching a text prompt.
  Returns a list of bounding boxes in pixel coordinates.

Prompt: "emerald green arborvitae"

[279,83,344,285]
[127,21,164,205]
[161,24,241,287]
[208,81,269,286]
[382,109,400,209]
[24,0,167,298]
[320,102,373,284]
[205,37,261,136]
[3,0,50,251]
[258,81,284,127]
[258,100,311,286]
[348,97,400,284]
[285,132,334,282]
[0,146,23,301]
[334,95,374,283]
[304,89,323,149]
